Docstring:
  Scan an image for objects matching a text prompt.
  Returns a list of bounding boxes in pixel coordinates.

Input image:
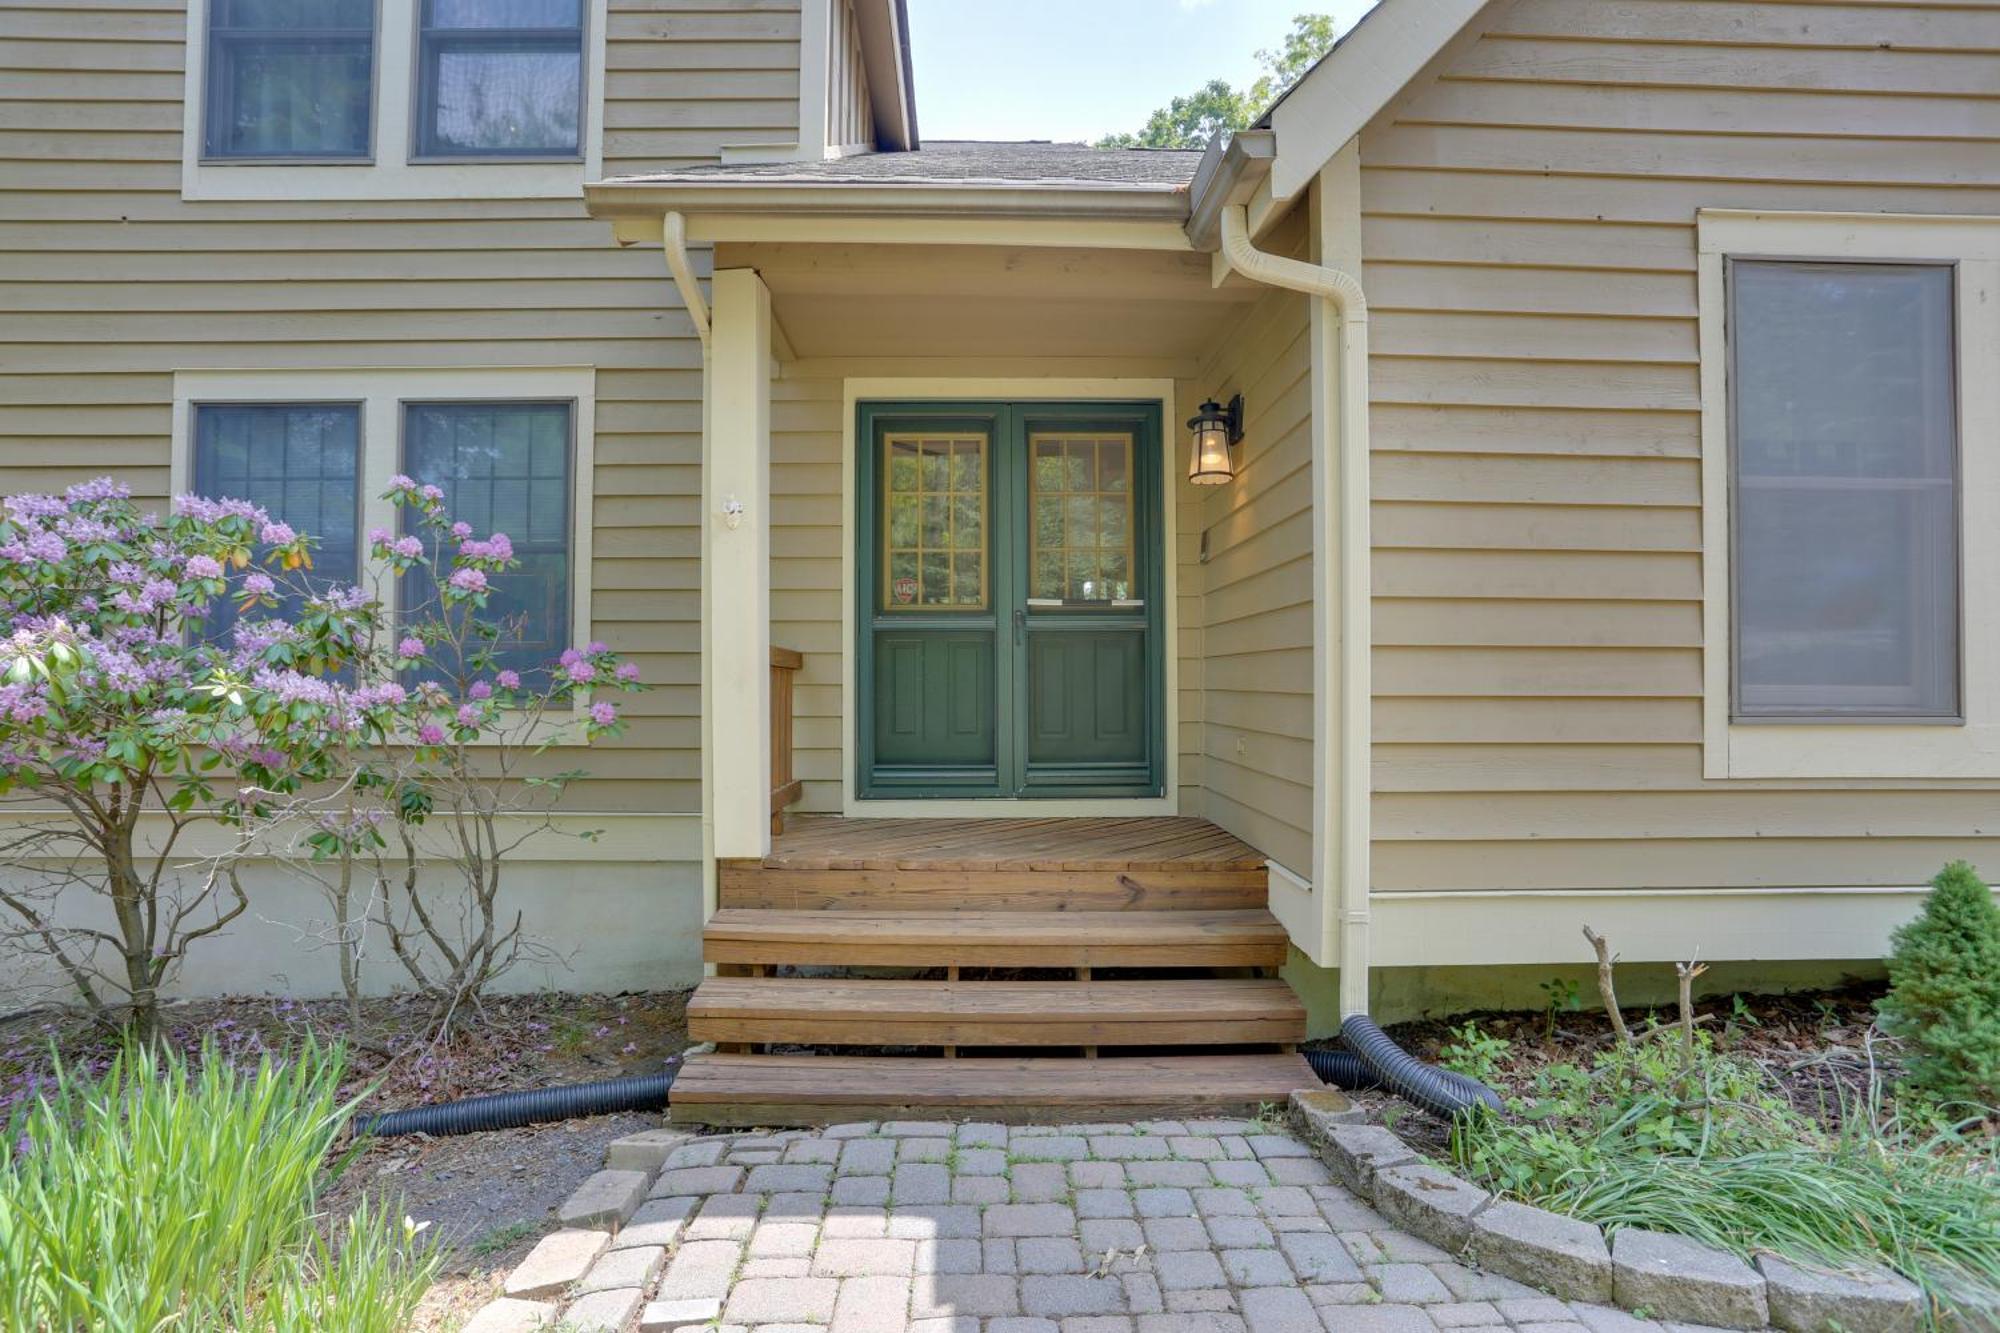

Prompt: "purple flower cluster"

[0,682,49,725]
[172,494,272,526]
[251,668,341,709]
[457,533,513,563]
[64,478,130,505]
[4,530,69,564]
[109,578,179,617]
[3,493,69,522]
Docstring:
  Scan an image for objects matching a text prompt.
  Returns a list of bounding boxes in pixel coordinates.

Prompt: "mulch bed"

[1308,981,1902,1155]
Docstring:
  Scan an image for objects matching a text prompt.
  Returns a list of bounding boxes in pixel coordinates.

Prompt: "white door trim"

[839,376,1182,818]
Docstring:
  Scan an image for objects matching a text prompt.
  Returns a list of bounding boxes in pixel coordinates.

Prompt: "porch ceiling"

[715,241,1264,362]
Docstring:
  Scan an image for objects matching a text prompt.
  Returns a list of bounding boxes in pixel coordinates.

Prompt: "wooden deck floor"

[765,815,1264,871]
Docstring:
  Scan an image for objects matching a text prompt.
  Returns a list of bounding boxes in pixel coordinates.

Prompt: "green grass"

[468,1218,545,1258]
[1451,1039,2000,1327]
[0,1040,439,1332]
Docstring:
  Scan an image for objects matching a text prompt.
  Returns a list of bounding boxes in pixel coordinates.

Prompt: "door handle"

[1013,607,1026,645]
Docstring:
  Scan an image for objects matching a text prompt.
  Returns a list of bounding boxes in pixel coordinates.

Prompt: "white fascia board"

[1266,0,1488,203]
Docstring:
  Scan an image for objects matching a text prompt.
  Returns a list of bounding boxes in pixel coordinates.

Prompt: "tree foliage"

[0,475,643,1040]
[1878,860,2000,1111]
[1096,12,1344,149]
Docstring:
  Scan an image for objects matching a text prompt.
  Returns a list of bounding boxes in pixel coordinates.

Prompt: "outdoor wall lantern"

[1186,393,1244,485]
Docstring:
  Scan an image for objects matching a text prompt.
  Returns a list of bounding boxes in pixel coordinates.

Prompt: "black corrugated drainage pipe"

[354,1064,677,1139]
[1302,1048,1382,1091]
[1335,1014,1504,1120]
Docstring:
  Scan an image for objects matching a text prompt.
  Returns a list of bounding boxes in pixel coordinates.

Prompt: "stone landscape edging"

[1286,1089,1926,1333]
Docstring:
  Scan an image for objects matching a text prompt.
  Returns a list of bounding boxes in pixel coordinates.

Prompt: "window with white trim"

[1698,211,2000,780]
[182,0,607,201]
[172,369,597,714]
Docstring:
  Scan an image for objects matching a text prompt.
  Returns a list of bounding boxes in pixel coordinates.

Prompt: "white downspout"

[1217,203,1374,1019]
[664,211,710,349]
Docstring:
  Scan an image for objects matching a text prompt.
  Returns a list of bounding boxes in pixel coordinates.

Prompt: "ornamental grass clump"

[1446,926,2000,1328]
[0,1039,436,1332]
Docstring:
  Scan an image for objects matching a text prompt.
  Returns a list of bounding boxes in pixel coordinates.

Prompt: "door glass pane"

[1029,432,1137,602]
[1730,261,1958,716]
[882,433,985,609]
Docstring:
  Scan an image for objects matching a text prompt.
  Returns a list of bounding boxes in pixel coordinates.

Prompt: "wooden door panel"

[873,631,997,778]
[1025,629,1147,782]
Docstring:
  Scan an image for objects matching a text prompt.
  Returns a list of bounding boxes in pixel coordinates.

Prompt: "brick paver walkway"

[527,1116,1694,1333]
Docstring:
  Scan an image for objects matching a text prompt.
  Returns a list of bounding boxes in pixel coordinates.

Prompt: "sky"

[904,0,1379,145]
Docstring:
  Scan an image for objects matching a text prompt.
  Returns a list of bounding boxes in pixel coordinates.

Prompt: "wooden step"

[686,977,1305,1047]
[703,908,1290,969]
[717,863,1266,911]
[669,1051,1321,1126]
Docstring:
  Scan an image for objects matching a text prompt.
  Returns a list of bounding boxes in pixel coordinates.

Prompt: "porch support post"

[705,267,774,862]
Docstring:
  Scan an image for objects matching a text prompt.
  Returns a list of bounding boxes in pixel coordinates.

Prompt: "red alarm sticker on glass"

[893,575,918,605]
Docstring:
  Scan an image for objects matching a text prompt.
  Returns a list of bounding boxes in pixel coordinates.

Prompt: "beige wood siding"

[1358,0,2000,894]
[828,0,875,150]
[1190,256,1315,874]
[0,0,804,815]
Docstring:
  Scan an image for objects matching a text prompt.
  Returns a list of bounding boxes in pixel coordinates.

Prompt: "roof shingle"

[604,140,1206,191]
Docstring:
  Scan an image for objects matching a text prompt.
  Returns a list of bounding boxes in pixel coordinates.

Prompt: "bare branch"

[1580,925,1633,1047]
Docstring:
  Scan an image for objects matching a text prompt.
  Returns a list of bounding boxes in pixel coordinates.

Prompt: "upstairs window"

[415,0,585,159]
[203,0,374,159]
[1728,260,1960,719]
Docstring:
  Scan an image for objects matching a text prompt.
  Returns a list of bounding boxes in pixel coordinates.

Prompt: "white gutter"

[663,211,710,349]
[1217,203,1374,1019]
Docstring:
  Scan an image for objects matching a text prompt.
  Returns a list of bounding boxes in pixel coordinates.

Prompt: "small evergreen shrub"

[1878,860,2000,1111]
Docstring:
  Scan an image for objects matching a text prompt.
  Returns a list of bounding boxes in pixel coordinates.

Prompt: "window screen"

[192,402,362,641]
[204,0,373,159]
[1729,260,1959,718]
[401,402,573,681]
[414,0,584,158]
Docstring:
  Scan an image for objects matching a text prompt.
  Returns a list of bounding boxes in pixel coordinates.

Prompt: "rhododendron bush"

[0,477,642,1038]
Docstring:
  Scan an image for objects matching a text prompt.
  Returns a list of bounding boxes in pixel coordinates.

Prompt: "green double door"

[857,400,1166,800]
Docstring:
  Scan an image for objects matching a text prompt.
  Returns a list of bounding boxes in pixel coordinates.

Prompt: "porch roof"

[585,141,1207,226]
[612,141,1204,190]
